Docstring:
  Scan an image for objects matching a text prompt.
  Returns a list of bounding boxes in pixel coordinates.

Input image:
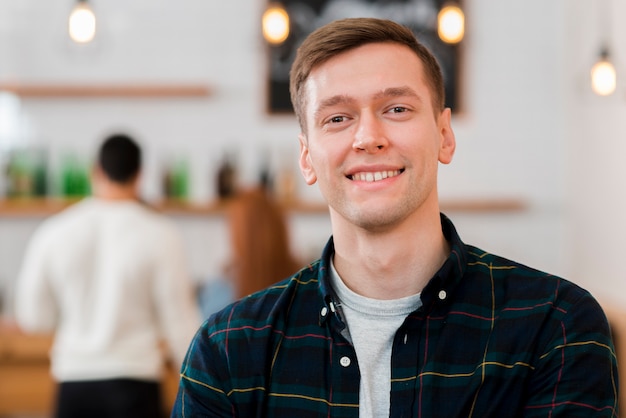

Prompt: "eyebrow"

[373,86,422,102]
[313,94,354,121]
[313,85,424,120]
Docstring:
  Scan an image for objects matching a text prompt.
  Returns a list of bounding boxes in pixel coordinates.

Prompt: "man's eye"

[389,106,408,113]
[330,116,345,123]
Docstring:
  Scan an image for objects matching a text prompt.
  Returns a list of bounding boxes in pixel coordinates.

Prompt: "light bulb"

[68,1,96,44]
[438,4,465,44]
[262,5,290,45]
[591,55,617,96]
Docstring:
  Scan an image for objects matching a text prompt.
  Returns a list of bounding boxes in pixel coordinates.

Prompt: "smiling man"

[172,18,618,418]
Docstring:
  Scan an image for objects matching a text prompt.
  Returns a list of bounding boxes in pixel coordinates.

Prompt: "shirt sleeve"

[523,291,619,417]
[170,322,235,417]
[14,224,58,333]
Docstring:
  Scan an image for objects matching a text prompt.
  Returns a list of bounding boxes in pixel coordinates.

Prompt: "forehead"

[303,42,429,111]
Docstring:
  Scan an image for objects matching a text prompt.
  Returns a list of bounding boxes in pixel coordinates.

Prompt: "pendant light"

[68,0,96,44]
[438,3,465,44]
[262,4,290,45]
[590,47,617,96]
[590,0,616,96]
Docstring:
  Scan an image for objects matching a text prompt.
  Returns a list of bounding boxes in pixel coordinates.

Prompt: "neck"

[331,208,449,300]
[93,179,138,201]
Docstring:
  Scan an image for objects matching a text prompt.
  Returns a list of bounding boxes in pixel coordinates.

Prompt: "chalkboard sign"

[266,0,462,114]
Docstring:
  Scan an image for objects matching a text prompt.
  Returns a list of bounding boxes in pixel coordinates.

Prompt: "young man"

[15,134,201,418]
[172,18,618,417]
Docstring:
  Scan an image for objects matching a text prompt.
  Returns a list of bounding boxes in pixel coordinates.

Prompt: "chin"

[350,209,405,231]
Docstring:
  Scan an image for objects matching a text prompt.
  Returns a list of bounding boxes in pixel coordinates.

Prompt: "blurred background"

[1,0,625,415]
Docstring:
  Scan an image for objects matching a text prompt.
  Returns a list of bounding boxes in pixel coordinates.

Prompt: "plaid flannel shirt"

[172,214,619,417]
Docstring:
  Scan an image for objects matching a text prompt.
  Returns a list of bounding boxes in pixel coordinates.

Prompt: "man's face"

[298,42,455,232]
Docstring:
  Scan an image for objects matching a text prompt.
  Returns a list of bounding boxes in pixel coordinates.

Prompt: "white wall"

[1,0,625,308]
[439,0,569,278]
[563,0,626,306]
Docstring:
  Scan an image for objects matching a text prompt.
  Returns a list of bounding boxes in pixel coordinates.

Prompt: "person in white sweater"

[15,133,201,418]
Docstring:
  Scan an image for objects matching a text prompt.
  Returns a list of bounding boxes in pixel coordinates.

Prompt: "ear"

[298,133,317,185]
[437,108,456,165]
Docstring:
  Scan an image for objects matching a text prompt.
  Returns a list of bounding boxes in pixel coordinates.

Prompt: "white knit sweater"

[15,198,201,382]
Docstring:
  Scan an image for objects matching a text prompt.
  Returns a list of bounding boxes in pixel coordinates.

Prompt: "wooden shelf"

[440,198,527,213]
[0,197,526,218]
[0,198,328,218]
[0,198,79,217]
[153,199,331,215]
[0,83,212,98]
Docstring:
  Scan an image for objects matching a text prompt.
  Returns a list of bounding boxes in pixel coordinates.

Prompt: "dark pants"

[55,378,163,418]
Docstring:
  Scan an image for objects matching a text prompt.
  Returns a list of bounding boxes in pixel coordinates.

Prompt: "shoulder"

[457,246,614,367]
[462,245,608,328]
[181,262,323,392]
[442,216,592,313]
[466,246,589,297]
[211,261,321,329]
[194,261,322,351]
[29,199,92,241]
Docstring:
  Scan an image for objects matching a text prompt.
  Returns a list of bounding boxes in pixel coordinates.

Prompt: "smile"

[348,169,403,182]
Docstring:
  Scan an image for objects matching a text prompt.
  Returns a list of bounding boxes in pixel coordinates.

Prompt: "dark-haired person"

[15,133,200,418]
[172,18,618,417]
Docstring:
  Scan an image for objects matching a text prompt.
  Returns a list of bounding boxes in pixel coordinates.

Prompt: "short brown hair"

[289,17,445,132]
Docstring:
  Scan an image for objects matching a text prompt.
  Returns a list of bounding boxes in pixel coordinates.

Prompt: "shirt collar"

[420,213,468,311]
[317,237,340,326]
[316,213,468,324]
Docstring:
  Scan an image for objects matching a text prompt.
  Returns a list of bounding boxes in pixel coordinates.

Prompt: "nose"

[352,114,389,153]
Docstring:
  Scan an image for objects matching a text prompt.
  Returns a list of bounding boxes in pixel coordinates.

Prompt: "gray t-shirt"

[330,261,422,418]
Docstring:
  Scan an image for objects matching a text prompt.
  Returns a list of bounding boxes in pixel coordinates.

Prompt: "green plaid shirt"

[172,215,618,417]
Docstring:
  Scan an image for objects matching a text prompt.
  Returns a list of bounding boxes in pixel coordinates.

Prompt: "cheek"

[313,148,339,175]
[305,135,351,183]
[310,155,339,190]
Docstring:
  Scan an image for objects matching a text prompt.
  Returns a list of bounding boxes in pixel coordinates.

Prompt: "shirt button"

[340,356,351,367]
[320,307,328,317]
[438,290,447,300]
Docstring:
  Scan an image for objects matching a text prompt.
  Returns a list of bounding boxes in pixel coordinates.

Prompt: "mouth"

[347,169,404,182]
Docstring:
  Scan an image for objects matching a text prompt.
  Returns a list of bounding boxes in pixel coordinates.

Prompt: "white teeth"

[351,170,400,182]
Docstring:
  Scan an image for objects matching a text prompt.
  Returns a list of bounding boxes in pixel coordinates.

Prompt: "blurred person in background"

[15,133,201,418]
[197,186,302,318]
[227,186,302,299]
